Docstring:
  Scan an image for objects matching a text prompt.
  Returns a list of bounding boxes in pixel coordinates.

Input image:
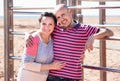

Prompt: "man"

[26,4,114,81]
[46,4,113,81]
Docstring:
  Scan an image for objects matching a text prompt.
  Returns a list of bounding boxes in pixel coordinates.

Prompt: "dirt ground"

[0,16,120,81]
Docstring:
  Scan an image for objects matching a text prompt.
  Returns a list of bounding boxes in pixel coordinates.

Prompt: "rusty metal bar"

[68,5,120,9]
[81,0,120,1]
[10,31,25,35]
[9,56,22,60]
[4,0,14,81]
[76,0,83,23]
[99,1,107,81]
[4,0,9,81]
[11,7,54,10]
[82,65,120,73]
[97,37,120,41]
[11,5,120,10]
[13,11,42,14]
[91,24,120,27]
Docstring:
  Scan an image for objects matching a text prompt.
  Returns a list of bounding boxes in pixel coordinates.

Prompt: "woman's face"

[40,16,55,35]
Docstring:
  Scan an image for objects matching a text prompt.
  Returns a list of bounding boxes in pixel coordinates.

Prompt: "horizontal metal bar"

[82,0,120,1]
[91,24,120,27]
[11,31,25,35]
[82,65,120,73]
[13,11,42,14]
[68,5,120,9]
[99,37,120,41]
[12,5,120,10]
[10,31,120,41]
[9,56,22,60]
[11,7,54,10]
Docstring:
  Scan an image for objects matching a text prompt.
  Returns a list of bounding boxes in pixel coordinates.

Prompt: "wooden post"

[99,1,107,81]
[4,0,14,81]
[75,1,83,81]
[76,0,83,24]
[56,0,67,4]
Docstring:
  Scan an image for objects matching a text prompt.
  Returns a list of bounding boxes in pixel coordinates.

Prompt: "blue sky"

[1,0,120,17]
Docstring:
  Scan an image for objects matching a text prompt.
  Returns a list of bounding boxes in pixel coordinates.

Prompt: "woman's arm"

[23,59,66,72]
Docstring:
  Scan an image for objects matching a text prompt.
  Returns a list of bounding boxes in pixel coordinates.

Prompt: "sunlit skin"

[54,7,75,29]
[40,17,55,36]
[39,16,66,70]
[26,4,114,55]
[53,4,113,53]
[39,17,55,44]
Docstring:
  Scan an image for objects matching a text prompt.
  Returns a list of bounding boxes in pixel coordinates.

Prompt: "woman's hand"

[50,61,66,70]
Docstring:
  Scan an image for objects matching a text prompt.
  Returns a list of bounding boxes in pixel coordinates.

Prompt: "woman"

[17,12,65,81]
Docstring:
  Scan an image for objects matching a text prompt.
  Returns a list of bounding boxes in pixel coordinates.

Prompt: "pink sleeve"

[25,35,39,56]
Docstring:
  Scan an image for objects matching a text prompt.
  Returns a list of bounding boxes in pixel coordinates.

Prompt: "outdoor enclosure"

[4,0,120,81]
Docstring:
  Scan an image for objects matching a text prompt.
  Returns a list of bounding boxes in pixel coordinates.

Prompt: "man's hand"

[85,34,94,52]
[25,32,34,47]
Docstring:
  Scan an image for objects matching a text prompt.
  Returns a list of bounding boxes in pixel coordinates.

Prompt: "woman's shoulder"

[31,31,40,40]
[29,31,40,44]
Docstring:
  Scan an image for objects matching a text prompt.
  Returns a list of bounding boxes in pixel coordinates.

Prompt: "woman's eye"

[49,24,53,26]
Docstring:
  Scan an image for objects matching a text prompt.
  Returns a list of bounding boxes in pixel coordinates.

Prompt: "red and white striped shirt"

[49,23,99,80]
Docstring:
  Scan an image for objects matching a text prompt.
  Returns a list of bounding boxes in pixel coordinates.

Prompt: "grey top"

[17,32,54,81]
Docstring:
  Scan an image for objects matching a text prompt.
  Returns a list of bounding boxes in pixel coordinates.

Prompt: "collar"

[58,20,80,32]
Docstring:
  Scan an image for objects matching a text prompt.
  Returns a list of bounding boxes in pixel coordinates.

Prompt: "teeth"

[45,30,50,33]
[62,20,67,24]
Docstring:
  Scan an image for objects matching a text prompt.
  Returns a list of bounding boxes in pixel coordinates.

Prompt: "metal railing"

[4,0,120,81]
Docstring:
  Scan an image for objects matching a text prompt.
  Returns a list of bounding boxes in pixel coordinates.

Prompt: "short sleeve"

[85,25,99,37]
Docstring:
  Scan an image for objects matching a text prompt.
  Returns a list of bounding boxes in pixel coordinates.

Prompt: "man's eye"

[49,24,52,26]
[57,17,60,20]
[42,23,46,25]
[62,14,65,17]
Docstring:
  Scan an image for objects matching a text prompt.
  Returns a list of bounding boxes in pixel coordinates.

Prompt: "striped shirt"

[49,23,99,80]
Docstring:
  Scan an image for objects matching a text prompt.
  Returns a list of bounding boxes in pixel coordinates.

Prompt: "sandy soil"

[0,16,120,81]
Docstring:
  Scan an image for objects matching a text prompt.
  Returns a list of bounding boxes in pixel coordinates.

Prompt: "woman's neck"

[40,32,50,44]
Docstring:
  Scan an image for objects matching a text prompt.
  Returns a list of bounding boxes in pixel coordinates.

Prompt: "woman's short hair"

[39,12,57,25]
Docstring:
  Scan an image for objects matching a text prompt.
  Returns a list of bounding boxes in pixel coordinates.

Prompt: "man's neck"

[66,20,76,30]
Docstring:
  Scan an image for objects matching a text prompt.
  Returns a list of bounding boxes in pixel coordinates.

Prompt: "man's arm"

[25,31,36,47]
[93,27,114,39]
[85,28,114,52]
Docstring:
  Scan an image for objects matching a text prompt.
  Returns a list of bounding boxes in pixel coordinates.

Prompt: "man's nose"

[59,16,64,21]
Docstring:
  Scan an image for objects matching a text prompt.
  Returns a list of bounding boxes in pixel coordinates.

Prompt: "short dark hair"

[39,12,57,25]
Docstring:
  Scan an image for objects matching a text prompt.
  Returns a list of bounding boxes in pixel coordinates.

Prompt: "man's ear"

[68,9,73,16]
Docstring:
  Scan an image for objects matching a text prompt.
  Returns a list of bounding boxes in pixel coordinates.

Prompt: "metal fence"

[4,0,120,81]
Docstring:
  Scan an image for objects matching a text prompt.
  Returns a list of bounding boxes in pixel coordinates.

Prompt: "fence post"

[75,0,83,23]
[56,0,67,4]
[99,1,107,81]
[4,0,14,81]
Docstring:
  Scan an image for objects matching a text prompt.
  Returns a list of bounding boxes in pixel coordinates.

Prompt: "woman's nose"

[45,25,49,29]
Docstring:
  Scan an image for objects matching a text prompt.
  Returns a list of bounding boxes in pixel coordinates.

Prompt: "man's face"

[55,8,72,28]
